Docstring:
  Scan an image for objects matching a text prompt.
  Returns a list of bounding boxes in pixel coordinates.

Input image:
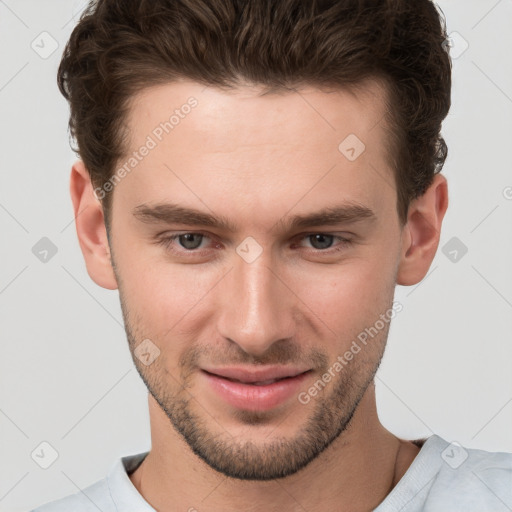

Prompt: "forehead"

[116,79,397,229]
[126,78,391,151]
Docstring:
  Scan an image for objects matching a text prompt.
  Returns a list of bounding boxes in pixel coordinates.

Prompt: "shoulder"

[29,451,150,512]
[427,439,512,510]
[29,475,115,512]
[375,435,512,512]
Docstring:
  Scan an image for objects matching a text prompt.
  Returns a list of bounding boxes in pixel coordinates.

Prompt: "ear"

[396,173,449,286]
[69,160,118,290]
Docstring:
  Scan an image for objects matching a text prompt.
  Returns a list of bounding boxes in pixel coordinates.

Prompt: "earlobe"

[396,173,449,286]
[70,160,118,290]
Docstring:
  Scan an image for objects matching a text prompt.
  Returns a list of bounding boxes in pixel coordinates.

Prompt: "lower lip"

[201,370,312,412]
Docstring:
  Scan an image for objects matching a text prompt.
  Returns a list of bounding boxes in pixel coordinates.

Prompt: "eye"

[305,233,335,250]
[295,233,353,252]
[155,231,353,258]
[174,233,206,250]
[157,232,212,253]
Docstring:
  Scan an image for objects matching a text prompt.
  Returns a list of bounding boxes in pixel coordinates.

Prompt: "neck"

[130,384,420,512]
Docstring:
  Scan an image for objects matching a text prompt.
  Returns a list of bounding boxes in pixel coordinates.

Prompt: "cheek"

[292,256,396,343]
[118,249,224,340]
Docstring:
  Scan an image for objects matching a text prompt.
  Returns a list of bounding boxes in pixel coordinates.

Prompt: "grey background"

[1,1,511,510]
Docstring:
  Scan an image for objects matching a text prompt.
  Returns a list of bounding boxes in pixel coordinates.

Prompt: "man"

[32,0,511,510]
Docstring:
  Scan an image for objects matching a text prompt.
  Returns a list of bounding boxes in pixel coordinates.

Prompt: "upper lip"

[201,366,311,383]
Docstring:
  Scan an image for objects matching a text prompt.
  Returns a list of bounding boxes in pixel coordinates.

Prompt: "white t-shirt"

[30,434,512,511]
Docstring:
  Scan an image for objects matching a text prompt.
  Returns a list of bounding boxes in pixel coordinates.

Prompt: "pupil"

[180,234,202,250]
[310,234,333,250]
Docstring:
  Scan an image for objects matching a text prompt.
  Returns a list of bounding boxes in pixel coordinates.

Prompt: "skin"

[70,78,448,511]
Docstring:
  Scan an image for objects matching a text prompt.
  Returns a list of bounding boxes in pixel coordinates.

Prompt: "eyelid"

[155,230,353,256]
[292,232,353,250]
[157,231,216,252]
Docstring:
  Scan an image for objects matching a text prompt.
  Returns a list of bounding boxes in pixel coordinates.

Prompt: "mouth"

[203,371,307,386]
[200,367,313,412]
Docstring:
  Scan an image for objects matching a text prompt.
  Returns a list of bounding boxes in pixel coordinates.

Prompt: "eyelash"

[155,232,353,258]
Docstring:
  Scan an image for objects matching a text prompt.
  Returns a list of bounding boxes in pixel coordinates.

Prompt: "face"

[108,79,404,480]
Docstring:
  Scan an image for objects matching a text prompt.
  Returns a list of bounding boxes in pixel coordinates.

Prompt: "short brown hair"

[57,0,451,230]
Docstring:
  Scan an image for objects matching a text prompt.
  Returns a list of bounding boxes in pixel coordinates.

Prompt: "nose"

[216,247,295,357]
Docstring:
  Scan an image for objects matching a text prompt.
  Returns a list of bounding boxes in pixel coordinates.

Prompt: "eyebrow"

[132,201,376,233]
